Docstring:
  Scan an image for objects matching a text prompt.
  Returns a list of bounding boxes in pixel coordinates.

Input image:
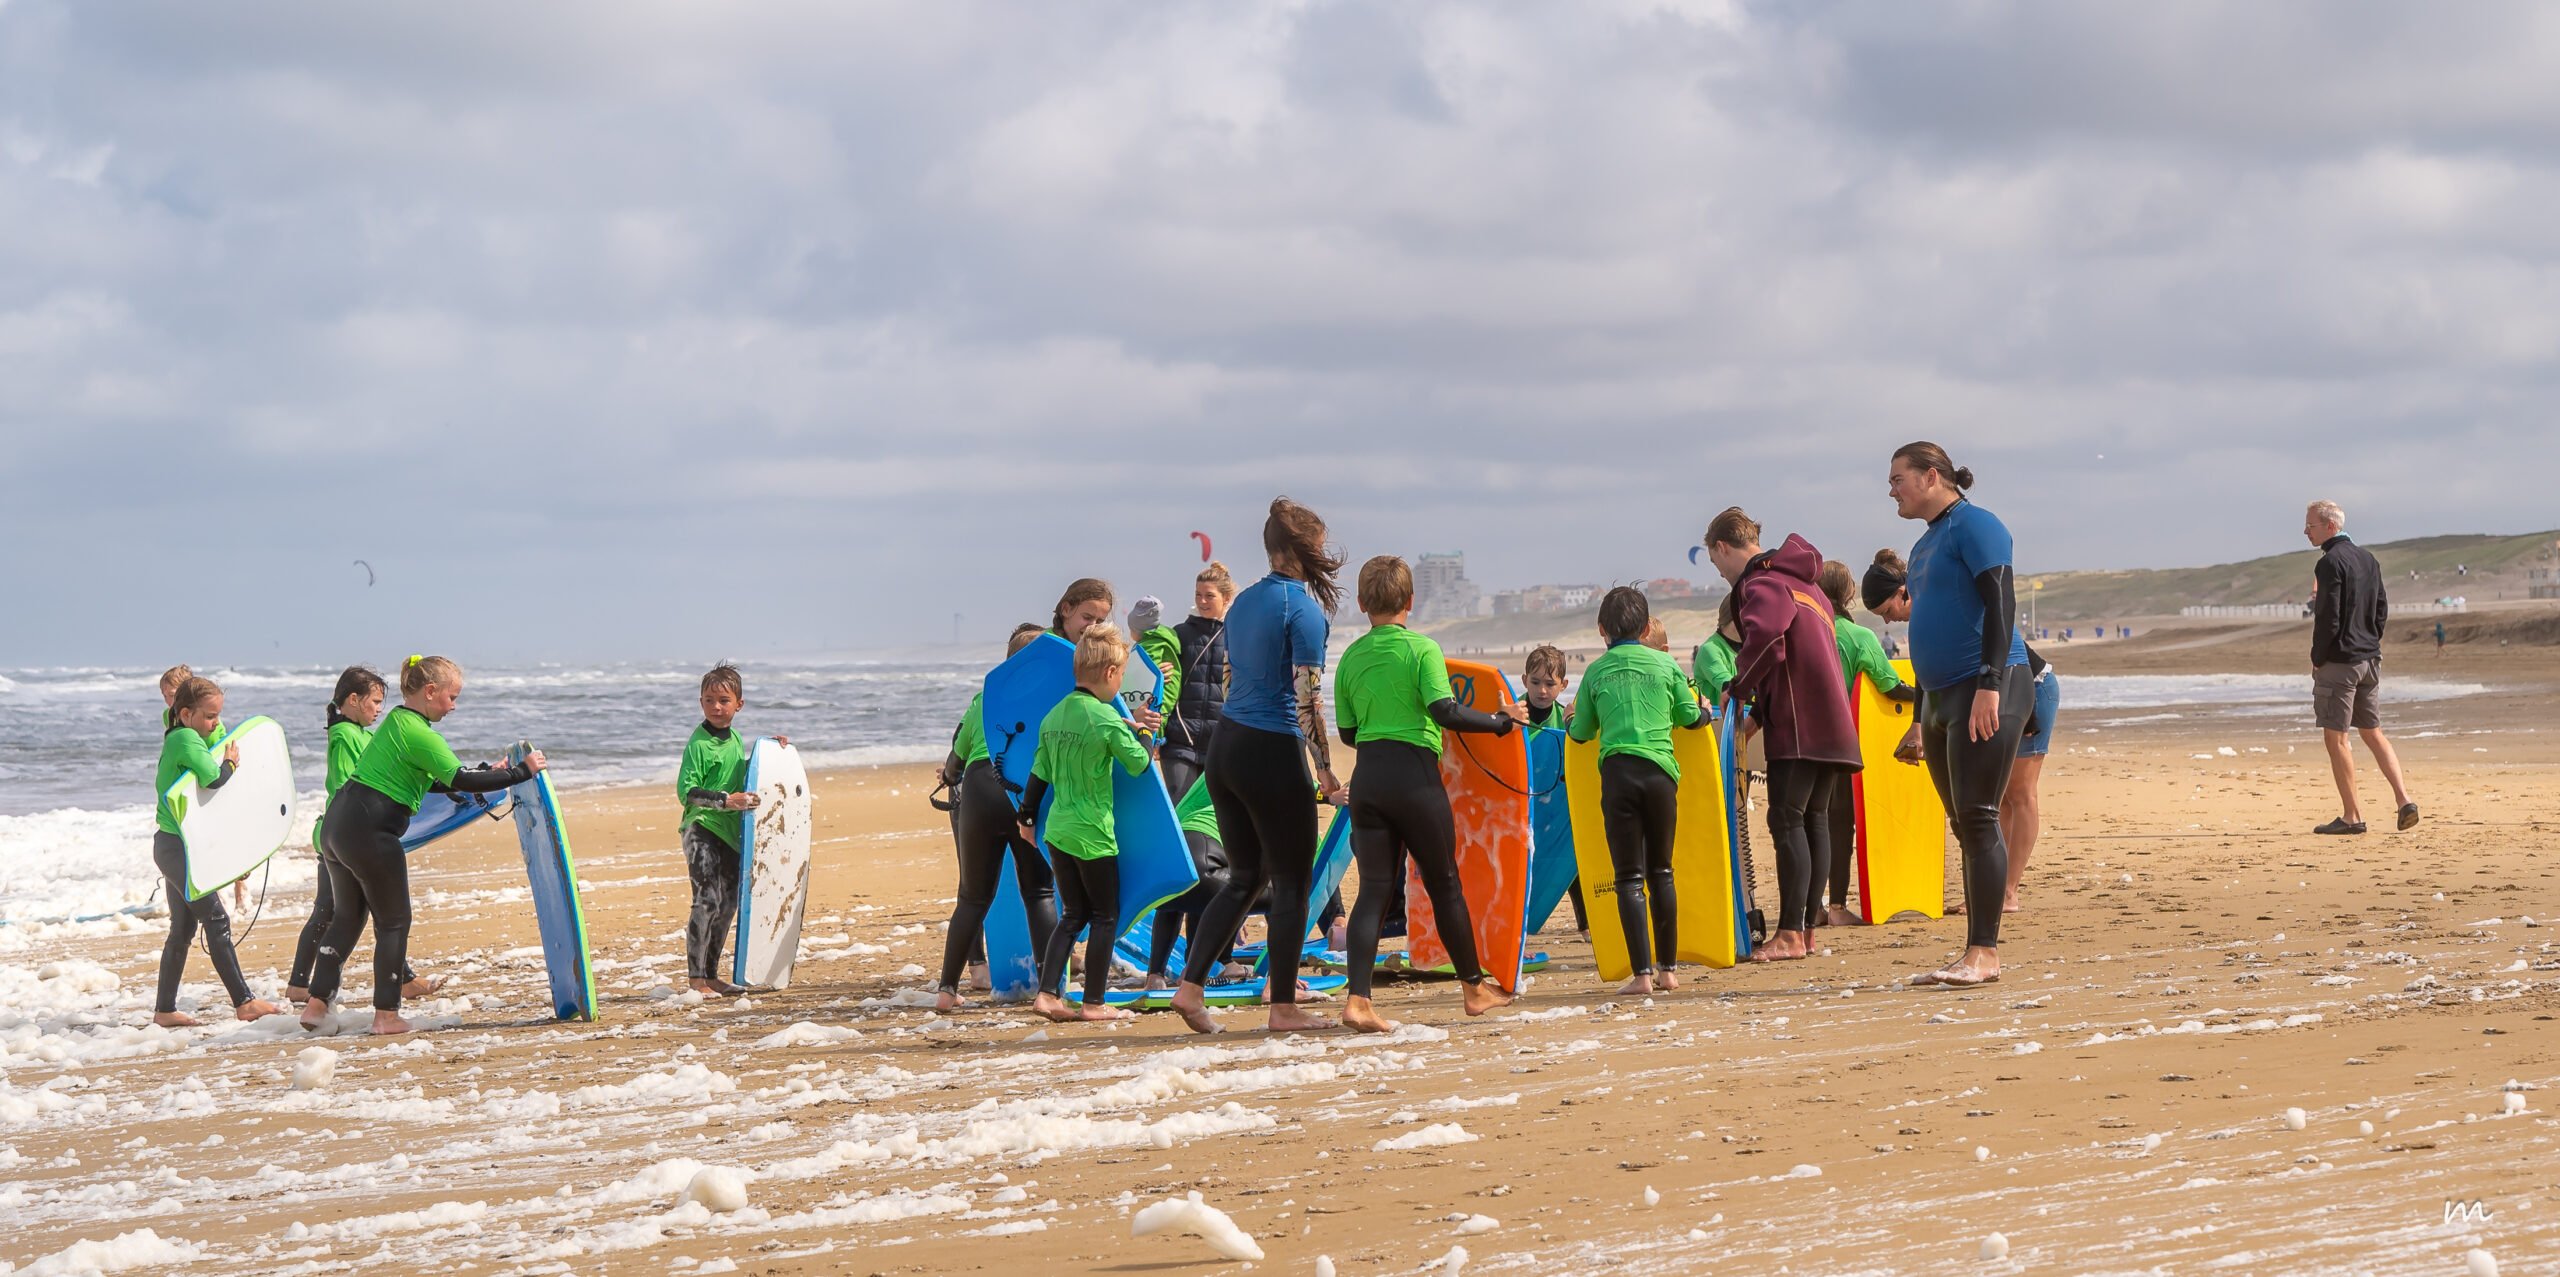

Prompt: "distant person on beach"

[2304,501,2418,835]
[1889,442,2032,988]
[2435,620,2447,653]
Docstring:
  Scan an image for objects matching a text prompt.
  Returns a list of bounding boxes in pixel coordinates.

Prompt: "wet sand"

[3,640,2555,1275]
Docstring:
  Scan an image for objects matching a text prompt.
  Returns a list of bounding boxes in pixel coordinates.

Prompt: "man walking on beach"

[2304,500,2417,834]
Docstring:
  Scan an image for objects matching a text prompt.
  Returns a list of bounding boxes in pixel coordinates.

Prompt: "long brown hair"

[1052,578,1115,632]
[1817,560,1857,616]
[1263,497,1344,614]
[1892,441,1975,491]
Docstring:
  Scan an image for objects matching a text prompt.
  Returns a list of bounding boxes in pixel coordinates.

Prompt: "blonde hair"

[1074,623,1129,680]
[401,654,463,697]
[2307,500,2345,531]
[159,665,194,698]
[1197,560,1237,600]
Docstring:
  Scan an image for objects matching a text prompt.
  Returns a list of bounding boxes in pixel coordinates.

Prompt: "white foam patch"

[1374,1123,1478,1152]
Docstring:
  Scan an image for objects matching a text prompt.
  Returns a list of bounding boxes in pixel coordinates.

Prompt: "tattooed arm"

[1296,663,1345,803]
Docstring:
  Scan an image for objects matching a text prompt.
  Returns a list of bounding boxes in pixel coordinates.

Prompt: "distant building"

[1642,577,1705,601]
[1413,553,1484,624]
[2534,541,2560,600]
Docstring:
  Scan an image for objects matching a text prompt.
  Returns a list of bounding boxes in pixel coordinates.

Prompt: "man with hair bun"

[2302,500,2417,835]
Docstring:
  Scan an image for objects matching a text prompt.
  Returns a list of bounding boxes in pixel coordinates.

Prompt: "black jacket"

[1166,615,1228,761]
[2311,535,2387,666]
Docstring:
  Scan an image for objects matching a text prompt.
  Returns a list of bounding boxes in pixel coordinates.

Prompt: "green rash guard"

[1691,635,1739,706]
[1833,616,1903,697]
[155,724,229,836]
[350,705,465,813]
[1031,689,1150,860]
[314,717,376,846]
[677,723,749,850]
[1138,626,1183,711]
[1174,775,1221,841]
[951,693,991,768]
[1569,641,1705,782]
[1334,623,1457,753]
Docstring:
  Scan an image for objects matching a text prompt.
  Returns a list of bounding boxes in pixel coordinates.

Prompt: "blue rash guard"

[1906,498,2031,692]
[1217,573,1330,735]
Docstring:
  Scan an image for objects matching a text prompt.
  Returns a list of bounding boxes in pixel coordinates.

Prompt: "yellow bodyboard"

[1564,726,1741,980]
[1853,658,1946,922]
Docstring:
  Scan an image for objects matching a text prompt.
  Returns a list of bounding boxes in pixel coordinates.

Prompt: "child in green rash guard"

[304,656,541,1037]
[1567,587,1709,996]
[1020,624,1152,1024]
[289,667,438,1004]
[1128,596,1184,733]
[935,623,1058,1010]
[159,663,253,910]
[1335,556,1523,1033]
[150,676,283,1029]
[677,664,790,996]
[1522,645,1588,938]
[1691,592,1742,708]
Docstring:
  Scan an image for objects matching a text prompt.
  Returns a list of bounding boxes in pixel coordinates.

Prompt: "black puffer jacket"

[1166,615,1228,762]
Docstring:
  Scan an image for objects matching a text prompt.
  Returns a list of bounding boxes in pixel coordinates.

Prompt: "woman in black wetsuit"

[1161,561,1235,800]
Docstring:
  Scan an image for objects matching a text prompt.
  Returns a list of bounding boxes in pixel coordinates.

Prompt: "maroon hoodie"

[1726,533,1862,769]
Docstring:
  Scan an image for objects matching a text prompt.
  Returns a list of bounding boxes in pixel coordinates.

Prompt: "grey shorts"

[2313,660,2381,732]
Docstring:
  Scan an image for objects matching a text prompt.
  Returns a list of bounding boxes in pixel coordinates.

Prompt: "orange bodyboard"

[1407,659,1534,992]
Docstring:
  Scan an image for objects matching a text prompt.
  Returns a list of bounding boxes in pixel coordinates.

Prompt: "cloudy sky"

[6,1,2558,666]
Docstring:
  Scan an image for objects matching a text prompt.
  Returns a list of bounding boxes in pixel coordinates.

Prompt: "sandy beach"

[4,621,2555,1276]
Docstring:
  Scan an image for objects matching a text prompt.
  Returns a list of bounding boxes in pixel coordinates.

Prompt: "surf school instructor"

[1889,442,2032,989]
[1168,497,1346,1035]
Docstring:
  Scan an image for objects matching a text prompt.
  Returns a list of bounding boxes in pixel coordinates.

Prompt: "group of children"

[148,658,543,1035]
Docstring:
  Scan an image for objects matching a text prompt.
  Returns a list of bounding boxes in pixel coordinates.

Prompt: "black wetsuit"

[936,759,1060,992]
[309,765,525,1013]
[1340,699,1512,998]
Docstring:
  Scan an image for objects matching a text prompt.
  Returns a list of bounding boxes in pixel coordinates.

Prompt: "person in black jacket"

[2304,500,2417,835]
[1161,560,1236,799]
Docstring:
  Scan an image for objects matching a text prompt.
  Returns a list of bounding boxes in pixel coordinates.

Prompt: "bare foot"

[966,963,991,993]
[934,988,971,1011]
[1750,931,1808,962]
[1617,974,1656,995]
[1077,1005,1136,1022]
[1266,1003,1337,1032]
[1820,905,1867,927]
[690,978,744,997]
[1168,983,1223,1035]
[1462,981,1516,1016]
[2002,894,2022,914]
[1652,969,1680,992]
[401,975,448,998]
[235,998,283,1022]
[283,986,310,1004]
[1946,901,1967,915]
[370,1011,413,1036]
[152,1010,202,1029]
[1343,995,1400,1034]
[1031,993,1081,1023]
[298,998,331,1033]
[1140,974,1170,992]
[1294,978,1335,1003]
[1932,946,2001,987]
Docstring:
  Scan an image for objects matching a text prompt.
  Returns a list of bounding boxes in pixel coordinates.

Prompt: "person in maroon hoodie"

[1702,508,1862,962]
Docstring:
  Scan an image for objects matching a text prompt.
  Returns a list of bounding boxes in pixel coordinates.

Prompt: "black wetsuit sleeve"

[1887,681,1920,704]
[1973,565,2017,689]
[1426,698,1514,736]
[204,760,236,791]
[1338,722,1359,748]
[1016,775,1049,825]
[939,751,967,787]
[449,762,532,794]
[684,786,731,809]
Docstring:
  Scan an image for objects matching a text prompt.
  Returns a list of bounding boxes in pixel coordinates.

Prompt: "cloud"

[3,0,2557,664]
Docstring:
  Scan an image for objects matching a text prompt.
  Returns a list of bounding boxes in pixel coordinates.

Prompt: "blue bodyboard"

[1523,718,1577,932]
[401,789,515,854]
[981,636,1199,998]
[1719,713,1754,959]
[508,764,597,1021]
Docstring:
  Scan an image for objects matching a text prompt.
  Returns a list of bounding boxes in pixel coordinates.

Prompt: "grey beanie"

[1129,596,1165,632]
